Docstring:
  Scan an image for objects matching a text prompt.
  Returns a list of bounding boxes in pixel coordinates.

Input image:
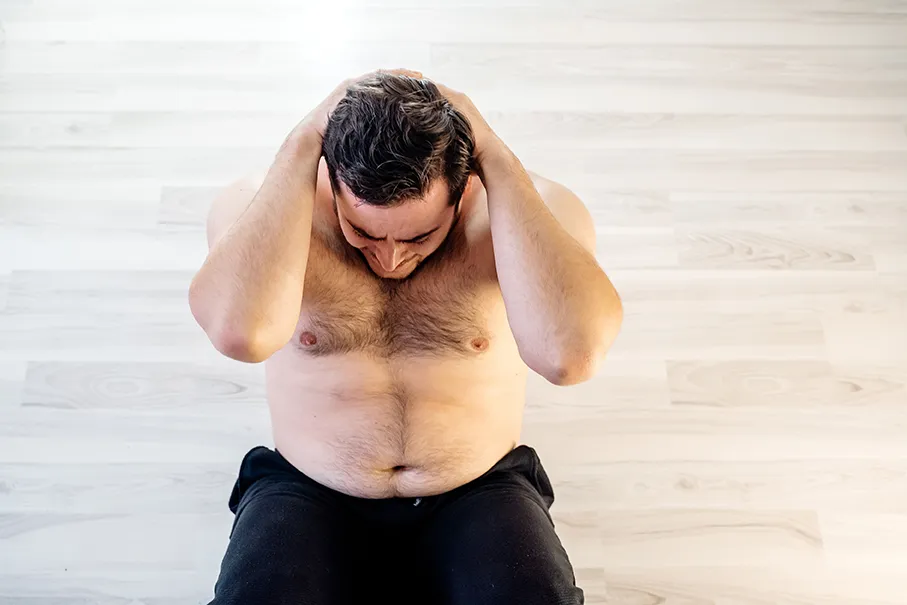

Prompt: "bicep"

[206,170,267,250]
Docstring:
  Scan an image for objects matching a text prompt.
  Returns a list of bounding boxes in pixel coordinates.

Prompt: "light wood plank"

[432,44,907,83]
[158,186,227,232]
[4,0,907,21]
[0,272,10,311]
[827,224,907,274]
[822,305,907,362]
[0,571,215,604]
[8,113,907,152]
[5,14,907,46]
[672,191,907,225]
[580,190,673,228]
[532,150,907,191]
[547,459,907,514]
[2,0,906,602]
[820,512,907,571]
[0,317,221,363]
[595,228,679,269]
[0,407,271,446]
[432,44,907,115]
[20,361,265,411]
[524,406,907,464]
[667,360,907,408]
[0,41,432,75]
[0,362,27,408]
[5,71,906,115]
[599,566,907,605]
[608,309,826,360]
[0,227,207,271]
[676,227,877,270]
[0,461,236,514]
[610,269,897,317]
[9,148,904,191]
[557,509,823,568]
[0,511,230,574]
[3,271,198,314]
[525,360,671,417]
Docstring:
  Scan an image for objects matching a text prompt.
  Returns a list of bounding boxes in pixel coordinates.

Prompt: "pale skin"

[190,69,623,498]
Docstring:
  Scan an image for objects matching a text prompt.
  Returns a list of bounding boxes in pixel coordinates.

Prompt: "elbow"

[212,328,271,364]
[189,282,274,364]
[545,297,624,387]
[544,349,600,387]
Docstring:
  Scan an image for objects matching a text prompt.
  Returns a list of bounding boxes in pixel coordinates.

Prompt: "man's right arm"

[188,124,322,363]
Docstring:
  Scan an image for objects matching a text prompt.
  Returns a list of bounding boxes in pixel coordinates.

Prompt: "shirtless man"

[189,68,622,604]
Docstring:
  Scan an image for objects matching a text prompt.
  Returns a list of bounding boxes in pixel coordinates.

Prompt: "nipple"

[470,337,489,351]
[300,331,318,346]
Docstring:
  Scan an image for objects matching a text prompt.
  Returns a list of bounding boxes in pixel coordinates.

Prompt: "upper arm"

[206,170,268,251]
[529,173,597,256]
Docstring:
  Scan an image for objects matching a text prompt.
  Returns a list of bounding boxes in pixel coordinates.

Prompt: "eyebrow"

[347,221,441,243]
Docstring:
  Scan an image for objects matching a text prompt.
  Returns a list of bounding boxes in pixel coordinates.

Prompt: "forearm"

[481,138,619,383]
[189,125,322,360]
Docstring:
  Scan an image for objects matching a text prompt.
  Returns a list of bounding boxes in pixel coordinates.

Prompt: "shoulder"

[527,171,596,255]
[205,169,268,250]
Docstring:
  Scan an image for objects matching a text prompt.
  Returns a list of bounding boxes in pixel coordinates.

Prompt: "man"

[189,68,622,604]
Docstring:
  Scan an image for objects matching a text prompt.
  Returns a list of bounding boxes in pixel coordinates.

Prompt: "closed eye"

[353,228,381,241]
[354,227,431,245]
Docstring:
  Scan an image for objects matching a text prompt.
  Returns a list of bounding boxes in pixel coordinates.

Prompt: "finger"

[381,68,424,78]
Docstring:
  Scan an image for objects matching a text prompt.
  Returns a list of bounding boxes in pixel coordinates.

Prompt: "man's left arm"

[478,136,623,386]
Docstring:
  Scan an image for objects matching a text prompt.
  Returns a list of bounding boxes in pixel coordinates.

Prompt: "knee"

[448,553,585,604]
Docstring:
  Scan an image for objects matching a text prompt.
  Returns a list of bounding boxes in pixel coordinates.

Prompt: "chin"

[377,272,410,280]
[374,264,417,280]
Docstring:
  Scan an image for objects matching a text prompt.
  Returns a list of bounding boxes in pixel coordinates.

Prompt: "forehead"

[335,179,451,235]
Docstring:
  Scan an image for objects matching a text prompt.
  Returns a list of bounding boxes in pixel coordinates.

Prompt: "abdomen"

[264,348,527,498]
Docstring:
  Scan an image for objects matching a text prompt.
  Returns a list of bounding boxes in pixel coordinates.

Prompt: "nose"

[374,243,404,271]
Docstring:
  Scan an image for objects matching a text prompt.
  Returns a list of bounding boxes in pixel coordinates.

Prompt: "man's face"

[333,178,460,280]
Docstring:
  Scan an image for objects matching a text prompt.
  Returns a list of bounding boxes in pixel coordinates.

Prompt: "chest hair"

[295,224,495,359]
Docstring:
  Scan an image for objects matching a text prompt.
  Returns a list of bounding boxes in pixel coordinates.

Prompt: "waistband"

[229,443,548,527]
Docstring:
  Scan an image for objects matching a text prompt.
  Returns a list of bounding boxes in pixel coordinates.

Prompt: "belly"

[264,349,528,498]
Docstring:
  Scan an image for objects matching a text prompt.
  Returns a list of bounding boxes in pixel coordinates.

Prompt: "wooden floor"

[1,0,906,603]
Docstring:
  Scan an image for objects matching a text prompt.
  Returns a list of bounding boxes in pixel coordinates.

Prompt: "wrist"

[475,132,510,172]
[281,122,324,159]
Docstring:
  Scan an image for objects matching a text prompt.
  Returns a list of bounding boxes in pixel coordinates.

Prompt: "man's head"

[322,72,476,279]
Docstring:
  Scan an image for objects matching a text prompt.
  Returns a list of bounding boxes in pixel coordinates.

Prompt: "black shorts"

[208,444,584,605]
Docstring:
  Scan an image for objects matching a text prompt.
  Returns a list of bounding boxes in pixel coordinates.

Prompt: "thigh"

[209,451,362,605]
[418,448,584,605]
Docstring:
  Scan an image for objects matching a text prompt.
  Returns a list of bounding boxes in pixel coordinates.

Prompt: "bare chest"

[290,227,501,360]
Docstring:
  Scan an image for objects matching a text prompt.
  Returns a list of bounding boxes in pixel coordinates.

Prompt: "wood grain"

[5,113,907,152]
[676,228,877,270]
[556,509,824,568]
[609,309,826,360]
[20,361,265,411]
[672,191,907,225]
[667,360,907,408]
[547,459,907,513]
[0,362,26,410]
[1,0,906,602]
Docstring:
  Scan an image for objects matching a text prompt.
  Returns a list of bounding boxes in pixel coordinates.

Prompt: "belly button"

[470,337,489,351]
[300,331,318,346]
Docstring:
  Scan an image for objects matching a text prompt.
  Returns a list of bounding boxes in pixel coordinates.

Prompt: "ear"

[464,174,475,194]
[455,174,478,216]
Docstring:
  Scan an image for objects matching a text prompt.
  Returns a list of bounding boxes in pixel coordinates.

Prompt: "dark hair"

[322,73,476,208]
